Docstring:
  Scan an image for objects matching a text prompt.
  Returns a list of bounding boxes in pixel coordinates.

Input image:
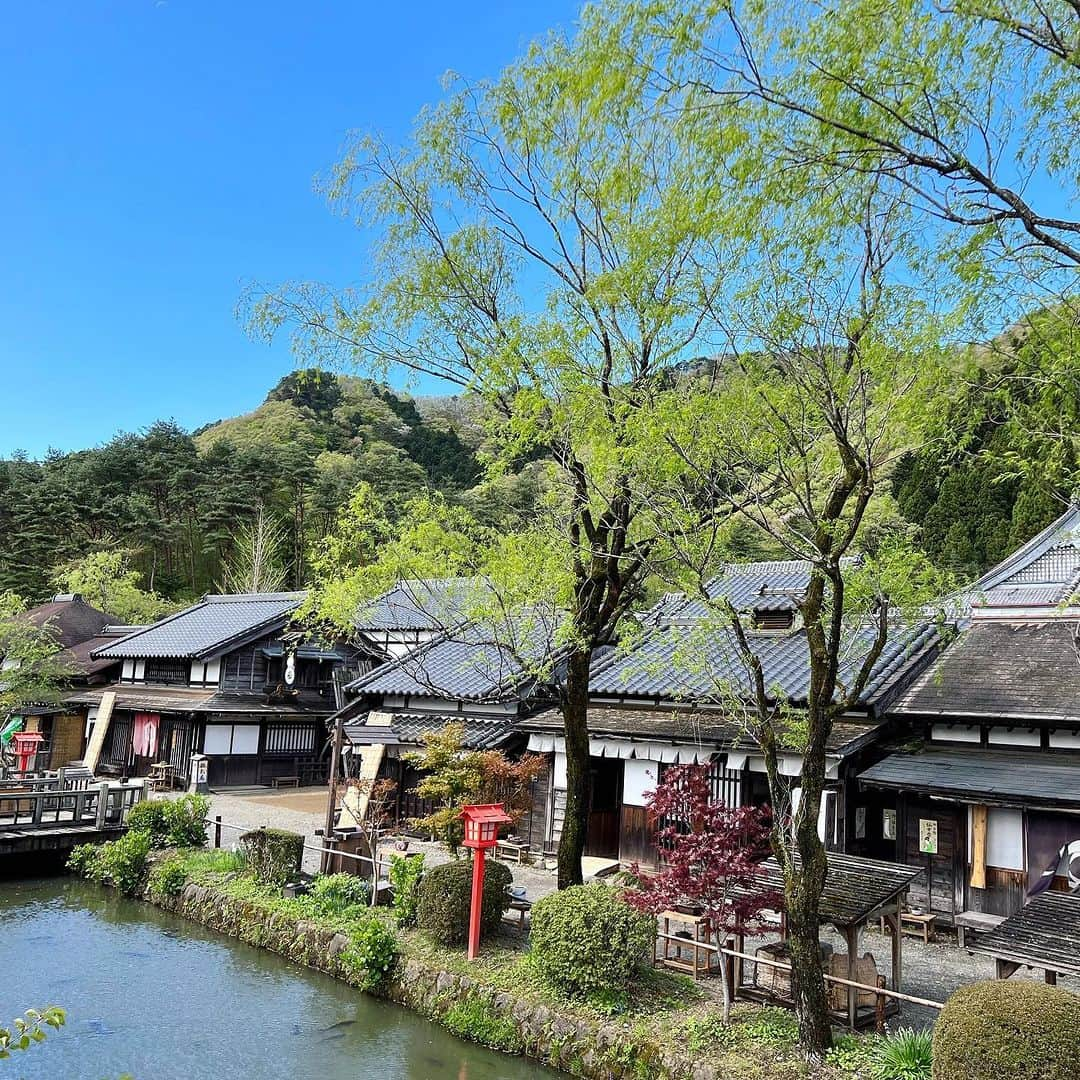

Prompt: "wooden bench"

[271,776,300,789]
[504,898,532,929]
[879,911,937,944]
[955,910,1007,949]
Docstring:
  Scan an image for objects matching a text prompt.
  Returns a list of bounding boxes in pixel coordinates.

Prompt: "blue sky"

[0,1,580,458]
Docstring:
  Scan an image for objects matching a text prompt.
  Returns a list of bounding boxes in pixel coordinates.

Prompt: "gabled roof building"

[859,504,1080,923]
[69,592,372,787]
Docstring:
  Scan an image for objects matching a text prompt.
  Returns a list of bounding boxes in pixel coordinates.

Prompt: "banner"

[1026,811,1080,896]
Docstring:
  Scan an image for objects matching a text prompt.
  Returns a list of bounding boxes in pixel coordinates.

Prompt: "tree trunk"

[556,648,592,888]
[785,744,833,1057]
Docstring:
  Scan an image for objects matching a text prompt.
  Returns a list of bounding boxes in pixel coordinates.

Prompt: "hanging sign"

[855,806,867,840]
[284,651,296,687]
[919,818,939,855]
[882,808,897,841]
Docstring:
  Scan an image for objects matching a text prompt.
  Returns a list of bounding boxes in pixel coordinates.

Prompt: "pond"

[0,877,556,1080]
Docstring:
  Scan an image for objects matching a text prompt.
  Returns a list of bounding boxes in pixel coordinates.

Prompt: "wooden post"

[95,781,110,828]
[1045,970,1058,986]
[846,925,858,1032]
[214,815,222,849]
[889,907,902,992]
[875,975,887,1033]
[970,804,988,890]
[321,712,345,874]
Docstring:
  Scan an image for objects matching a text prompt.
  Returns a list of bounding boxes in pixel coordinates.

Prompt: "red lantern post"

[11,731,44,775]
[461,803,512,960]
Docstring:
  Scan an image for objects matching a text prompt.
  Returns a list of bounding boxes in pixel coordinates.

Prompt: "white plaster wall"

[986,807,1024,870]
[932,724,981,743]
[554,751,567,790]
[1050,731,1080,750]
[987,727,1041,748]
[623,758,660,807]
[204,658,221,684]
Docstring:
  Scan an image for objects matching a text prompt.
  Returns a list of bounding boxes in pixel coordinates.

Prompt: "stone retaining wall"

[153,881,719,1079]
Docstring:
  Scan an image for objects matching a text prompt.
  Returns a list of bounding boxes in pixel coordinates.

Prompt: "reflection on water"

[0,878,553,1080]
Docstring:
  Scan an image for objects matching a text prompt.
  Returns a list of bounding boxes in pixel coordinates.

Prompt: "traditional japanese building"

[6,594,129,770]
[858,505,1080,923]
[519,561,941,866]
[69,592,371,787]
[332,607,558,842]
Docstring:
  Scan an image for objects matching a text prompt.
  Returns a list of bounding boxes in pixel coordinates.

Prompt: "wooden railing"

[0,779,145,831]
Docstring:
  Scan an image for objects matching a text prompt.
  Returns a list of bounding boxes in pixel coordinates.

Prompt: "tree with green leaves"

[51,550,174,624]
[251,18,741,886]
[0,1006,65,1060]
[0,593,76,767]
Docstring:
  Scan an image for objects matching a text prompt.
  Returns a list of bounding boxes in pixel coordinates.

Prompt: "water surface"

[0,878,554,1080]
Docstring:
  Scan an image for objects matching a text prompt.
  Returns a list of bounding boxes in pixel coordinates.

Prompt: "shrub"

[416,857,511,946]
[126,794,208,849]
[68,830,152,896]
[148,855,188,898]
[340,914,400,992]
[871,1027,932,1080]
[389,853,425,928]
[163,794,209,847]
[126,800,171,846]
[308,873,371,915]
[239,828,304,887]
[529,884,655,998]
[932,980,1080,1080]
[440,992,523,1053]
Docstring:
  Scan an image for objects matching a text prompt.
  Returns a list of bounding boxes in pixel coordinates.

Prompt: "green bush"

[68,830,151,896]
[389,853,425,928]
[416,857,511,946]
[933,980,1080,1080]
[340,914,400,992]
[126,801,171,846]
[308,873,371,915]
[871,1027,932,1080]
[529,884,655,998]
[163,794,209,847]
[440,991,523,1053]
[126,795,208,848]
[239,828,304,887]
[148,855,188,898]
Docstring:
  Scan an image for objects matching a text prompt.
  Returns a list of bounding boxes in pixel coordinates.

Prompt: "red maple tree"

[626,763,779,1020]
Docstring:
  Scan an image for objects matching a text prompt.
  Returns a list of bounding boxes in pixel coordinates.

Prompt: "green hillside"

[0,371,494,604]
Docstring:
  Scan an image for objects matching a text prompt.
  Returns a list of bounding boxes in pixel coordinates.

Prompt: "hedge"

[529,884,655,998]
[239,828,304,887]
[932,979,1080,1080]
[416,857,511,946]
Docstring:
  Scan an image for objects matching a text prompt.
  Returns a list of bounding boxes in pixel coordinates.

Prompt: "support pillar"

[468,849,486,961]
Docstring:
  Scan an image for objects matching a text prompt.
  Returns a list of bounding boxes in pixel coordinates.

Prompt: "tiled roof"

[354,578,485,631]
[588,620,939,707]
[347,613,557,702]
[65,684,332,716]
[671,562,814,620]
[896,620,1080,721]
[343,711,515,750]
[519,704,883,756]
[92,593,304,660]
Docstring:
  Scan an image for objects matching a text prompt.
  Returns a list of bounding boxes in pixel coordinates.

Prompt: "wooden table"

[495,839,529,864]
[658,910,719,980]
[148,762,175,792]
[880,910,937,944]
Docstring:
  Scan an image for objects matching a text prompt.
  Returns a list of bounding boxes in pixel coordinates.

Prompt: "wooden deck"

[0,773,145,859]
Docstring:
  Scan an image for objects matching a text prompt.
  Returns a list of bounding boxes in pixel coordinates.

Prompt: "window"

[144,658,189,684]
[750,609,795,632]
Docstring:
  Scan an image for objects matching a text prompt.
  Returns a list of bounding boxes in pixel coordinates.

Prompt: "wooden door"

[902,801,966,918]
[585,757,622,858]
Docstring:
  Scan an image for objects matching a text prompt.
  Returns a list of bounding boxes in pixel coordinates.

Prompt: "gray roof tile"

[589,620,939,706]
[93,592,304,660]
[347,613,556,701]
[354,578,484,631]
[344,712,515,750]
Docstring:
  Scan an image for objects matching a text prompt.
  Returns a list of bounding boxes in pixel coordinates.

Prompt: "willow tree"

[649,185,951,1053]
[250,24,741,886]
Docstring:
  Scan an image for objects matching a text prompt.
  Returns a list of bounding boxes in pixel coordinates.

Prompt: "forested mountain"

[893,306,1080,579]
[4,306,1078,609]
[0,371,494,604]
